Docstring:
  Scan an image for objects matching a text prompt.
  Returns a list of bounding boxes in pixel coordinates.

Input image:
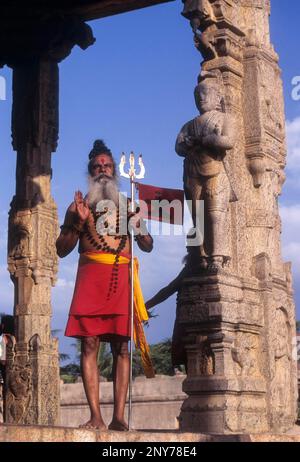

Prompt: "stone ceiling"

[0,0,175,65]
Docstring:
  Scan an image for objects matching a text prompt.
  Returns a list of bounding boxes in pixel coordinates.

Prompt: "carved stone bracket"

[0,15,95,67]
[182,0,245,62]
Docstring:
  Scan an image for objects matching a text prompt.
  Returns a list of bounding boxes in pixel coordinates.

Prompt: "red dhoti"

[65,251,131,339]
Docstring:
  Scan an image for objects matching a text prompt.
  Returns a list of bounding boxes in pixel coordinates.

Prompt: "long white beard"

[87,174,120,208]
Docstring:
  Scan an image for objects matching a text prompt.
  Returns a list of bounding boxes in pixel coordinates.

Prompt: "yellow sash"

[81,252,155,378]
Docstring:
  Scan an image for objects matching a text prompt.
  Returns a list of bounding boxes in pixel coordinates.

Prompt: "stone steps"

[1,424,300,443]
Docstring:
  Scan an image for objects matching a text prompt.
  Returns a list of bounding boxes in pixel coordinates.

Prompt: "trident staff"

[119,152,146,430]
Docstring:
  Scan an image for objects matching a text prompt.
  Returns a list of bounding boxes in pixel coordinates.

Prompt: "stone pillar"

[5,59,60,425]
[1,12,95,425]
[178,0,298,434]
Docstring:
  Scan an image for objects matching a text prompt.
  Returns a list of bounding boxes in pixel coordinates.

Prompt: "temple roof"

[0,0,174,21]
[0,0,175,65]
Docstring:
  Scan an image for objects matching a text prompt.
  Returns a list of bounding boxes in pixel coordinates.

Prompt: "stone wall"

[1,371,299,428]
[60,375,186,430]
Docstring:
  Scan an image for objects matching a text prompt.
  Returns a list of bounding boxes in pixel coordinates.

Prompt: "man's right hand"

[74,191,89,223]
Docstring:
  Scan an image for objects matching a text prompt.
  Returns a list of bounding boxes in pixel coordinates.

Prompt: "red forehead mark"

[94,154,112,165]
[95,155,110,164]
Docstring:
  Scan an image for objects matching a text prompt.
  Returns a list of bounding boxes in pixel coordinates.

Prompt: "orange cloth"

[66,251,155,378]
[132,257,155,378]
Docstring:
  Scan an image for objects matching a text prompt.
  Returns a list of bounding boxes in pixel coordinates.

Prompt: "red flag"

[137,183,184,225]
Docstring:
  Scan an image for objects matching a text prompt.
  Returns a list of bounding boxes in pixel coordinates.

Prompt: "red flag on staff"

[137,183,184,225]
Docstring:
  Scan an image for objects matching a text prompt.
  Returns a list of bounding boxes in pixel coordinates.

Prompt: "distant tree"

[62,338,177,381]
[132,339,174,377]
[69,339,114,379]
[296,321,300,333]
[0,312,14,335]
[59,353,71,362]
[148,339,174,376]
[97,342,113,380]
[95,339,175,379]
[132,349,144,378]
[71,339,81,364]
[60,363,80,376]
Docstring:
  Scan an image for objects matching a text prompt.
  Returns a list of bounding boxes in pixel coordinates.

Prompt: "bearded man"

[56,140,153,431]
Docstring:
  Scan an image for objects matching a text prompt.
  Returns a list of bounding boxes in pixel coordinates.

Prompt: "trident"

[119,151,145,431]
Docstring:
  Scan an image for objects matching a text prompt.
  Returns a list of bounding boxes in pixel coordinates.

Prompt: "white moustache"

[93,173,111,183]
[87,174,120,207]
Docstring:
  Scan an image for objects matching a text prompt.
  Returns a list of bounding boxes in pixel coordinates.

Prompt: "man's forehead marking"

[94,155,111,163]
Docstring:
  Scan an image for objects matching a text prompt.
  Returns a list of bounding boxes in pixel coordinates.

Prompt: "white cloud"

[0,264,14,310]
[280,204,300,243]
[286,117,300,171]
[0,264,8,276]
[58,262,77,276]
[280,204,300,281]
[56,278,75,288]
[0,222,7,250]
[282,242,300,278]
[280,204,300,224]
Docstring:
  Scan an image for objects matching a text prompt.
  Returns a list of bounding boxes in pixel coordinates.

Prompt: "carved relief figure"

[258,61,285,136]
[197,336,214,376]
[41,221,56,260]
[182,0,217,60]
[8,221,31,260]
[232,333,261,378]
[175,70,237,268]
[270,308,291,414]
[185,337,214,377]
[6,363,32,424]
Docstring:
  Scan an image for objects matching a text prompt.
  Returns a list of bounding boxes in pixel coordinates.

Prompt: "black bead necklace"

[84,207,128,301]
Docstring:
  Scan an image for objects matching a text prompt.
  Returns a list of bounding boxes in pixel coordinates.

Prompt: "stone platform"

[1,424,300,442]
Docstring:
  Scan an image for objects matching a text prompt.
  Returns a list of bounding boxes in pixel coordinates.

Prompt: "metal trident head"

[119,151,145,180]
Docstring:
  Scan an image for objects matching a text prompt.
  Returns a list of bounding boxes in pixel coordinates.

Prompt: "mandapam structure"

[0,0,297,434]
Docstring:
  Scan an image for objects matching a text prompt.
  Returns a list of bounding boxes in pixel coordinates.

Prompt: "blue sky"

[0,0,299,362]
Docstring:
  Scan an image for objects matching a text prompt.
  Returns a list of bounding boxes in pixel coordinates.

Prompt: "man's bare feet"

[108,419,129,431]
[79,417,107,431]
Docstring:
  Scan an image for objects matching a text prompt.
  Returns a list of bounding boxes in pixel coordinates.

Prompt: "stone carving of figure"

[270,308,291,413]
[6,364,31,424]
[175,70,237,268]
[181,0,217,60]
[232,333,260,378]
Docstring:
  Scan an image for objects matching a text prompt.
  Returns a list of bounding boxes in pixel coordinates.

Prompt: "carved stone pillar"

[178,0,298,434]
[5,59,60,425]
[0,10,95,425]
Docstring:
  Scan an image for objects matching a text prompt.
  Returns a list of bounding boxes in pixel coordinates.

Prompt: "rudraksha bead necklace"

[83,207,128,301]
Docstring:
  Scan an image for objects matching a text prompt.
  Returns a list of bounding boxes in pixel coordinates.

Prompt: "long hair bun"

[89,139,112,159]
